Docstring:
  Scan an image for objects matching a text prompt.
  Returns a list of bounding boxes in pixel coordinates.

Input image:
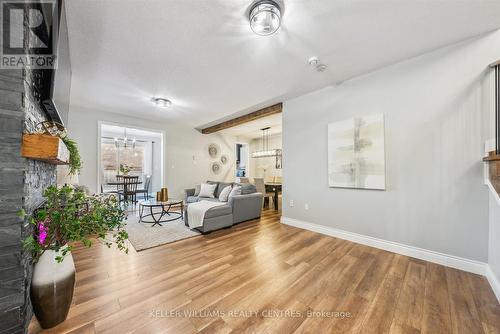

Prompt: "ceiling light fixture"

[308,56,328,72]
[114,128,136,149]
[249,0,281,36]
[308,57,319,66]
[152,97,172,108]
[252,127,282,158]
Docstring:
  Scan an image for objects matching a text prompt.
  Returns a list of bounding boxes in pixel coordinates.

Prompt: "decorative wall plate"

[220,155,228,165]
[208,143,220,158]
[211,161,222,174]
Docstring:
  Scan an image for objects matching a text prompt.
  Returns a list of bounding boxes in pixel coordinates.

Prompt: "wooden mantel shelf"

[21,134,70,165]
[483,151,500,162]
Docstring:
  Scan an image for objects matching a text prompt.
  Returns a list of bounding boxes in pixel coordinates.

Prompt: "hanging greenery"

[61,136,82,175]
[34,121,82,175]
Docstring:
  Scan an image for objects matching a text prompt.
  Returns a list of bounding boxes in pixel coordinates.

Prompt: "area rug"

[125,213,200,251]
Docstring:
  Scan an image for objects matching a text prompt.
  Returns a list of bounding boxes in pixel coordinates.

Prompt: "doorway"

[235,143,249,177]
[98,122,164,196]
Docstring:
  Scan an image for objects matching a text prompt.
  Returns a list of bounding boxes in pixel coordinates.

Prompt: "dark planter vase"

[30,247,75,329]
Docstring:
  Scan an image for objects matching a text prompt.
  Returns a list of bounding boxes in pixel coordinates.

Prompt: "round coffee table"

[139,199,184,226]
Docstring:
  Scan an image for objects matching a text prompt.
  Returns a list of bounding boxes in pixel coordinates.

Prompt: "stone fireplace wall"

[0,69,56,333]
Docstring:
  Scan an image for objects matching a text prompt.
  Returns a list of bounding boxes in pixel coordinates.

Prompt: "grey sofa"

[184,181,263,233]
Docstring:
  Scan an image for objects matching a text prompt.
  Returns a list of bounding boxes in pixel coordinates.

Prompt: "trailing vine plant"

[20,185,128,263]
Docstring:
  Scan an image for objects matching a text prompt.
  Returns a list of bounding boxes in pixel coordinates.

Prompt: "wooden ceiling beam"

[201,103,282,134]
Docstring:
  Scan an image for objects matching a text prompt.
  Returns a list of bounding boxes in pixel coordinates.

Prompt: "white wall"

[249,134,282,179]
[68,106,237,199]
[282,31,500,262]
[489,190,500,285]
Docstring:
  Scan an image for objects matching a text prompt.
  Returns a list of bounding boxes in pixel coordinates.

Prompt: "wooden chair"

[136,175,151,200]
[116,175,125,192]
[119,175,139,204]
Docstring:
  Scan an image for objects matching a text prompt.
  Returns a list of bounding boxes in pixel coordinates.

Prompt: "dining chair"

[239,177,250,183]
[116,175,125,193]
[254,177,274,209]
[136,175,151,200]
[119,176,139,204]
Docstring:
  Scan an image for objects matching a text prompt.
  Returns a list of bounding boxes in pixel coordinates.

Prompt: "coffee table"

[139,199,184,227]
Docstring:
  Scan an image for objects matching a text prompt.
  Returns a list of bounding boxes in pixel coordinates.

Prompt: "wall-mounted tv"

[42,0,71,127]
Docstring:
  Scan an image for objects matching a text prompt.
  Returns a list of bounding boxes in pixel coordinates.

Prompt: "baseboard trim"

[281,216,486,276]
[485,265,500,303]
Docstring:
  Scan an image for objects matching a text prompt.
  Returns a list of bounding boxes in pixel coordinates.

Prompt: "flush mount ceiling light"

[308,57,319,66]
[152,97,172,108]
[249,0,281,36]
[308,56,328,72]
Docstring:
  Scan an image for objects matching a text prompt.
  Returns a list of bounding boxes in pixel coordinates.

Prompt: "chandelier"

[114,128,136,149]
[252,127,281,158]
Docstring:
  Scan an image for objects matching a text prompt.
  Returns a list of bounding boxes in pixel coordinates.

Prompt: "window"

[99,124,163,194]
[100,138,146,187]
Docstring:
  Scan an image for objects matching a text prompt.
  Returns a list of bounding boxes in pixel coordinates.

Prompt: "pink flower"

[37,220,49,246]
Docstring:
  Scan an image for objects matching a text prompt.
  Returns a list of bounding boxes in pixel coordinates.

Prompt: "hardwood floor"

[30,209,500,334]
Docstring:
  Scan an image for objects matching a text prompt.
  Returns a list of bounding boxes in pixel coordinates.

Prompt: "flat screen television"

[42,0,71,127]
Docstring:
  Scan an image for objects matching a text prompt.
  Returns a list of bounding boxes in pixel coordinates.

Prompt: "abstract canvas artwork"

[328,114,385,190]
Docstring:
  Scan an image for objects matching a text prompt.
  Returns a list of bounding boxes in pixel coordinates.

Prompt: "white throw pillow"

[198,183,217,198]
[194,184,201,196]
[228,186,242,200]
[218,186,232,202]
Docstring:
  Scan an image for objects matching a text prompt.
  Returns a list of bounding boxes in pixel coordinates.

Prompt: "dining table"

[106,180,142,203]
[265,182,282,211]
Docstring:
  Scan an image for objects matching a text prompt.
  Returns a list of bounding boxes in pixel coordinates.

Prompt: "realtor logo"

[1,0,58,69]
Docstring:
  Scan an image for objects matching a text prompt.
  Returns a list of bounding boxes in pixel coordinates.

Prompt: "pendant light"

[252,127,281,158]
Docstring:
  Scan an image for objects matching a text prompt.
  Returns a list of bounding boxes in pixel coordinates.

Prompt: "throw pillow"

[194,184,201,196]
[216,182,233,198]
[198,183,217,198]
[218,186,232,202]
[228,186,242,200]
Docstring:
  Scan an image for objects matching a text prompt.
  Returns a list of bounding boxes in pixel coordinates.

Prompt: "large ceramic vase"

[31,247,75,329]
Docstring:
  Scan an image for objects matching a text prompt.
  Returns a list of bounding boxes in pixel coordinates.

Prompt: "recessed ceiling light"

[249,0,281,36]
[152,97,172,108]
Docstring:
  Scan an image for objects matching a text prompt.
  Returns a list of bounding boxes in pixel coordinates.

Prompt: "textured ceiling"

[66,0,500,128]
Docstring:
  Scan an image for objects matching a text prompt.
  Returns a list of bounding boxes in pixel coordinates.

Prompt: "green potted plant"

[20,185,128,329]
[119,163,131,175]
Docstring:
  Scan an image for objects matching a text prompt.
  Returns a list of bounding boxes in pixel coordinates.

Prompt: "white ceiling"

[66,0,500,129]
[220,113,282,139]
